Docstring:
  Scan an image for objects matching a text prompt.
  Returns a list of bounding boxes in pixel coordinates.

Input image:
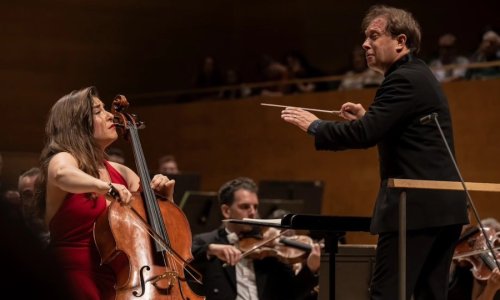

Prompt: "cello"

[93,95,205,300]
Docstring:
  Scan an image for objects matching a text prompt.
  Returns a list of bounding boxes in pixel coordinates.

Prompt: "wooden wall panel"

[1,79,499,244]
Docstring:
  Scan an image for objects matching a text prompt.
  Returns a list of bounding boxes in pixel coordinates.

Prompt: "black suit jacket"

[189,228,318,300]
[314,55,468,233]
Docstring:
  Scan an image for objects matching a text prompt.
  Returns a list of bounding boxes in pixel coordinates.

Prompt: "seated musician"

[449,217,500,300]
[189,177,321,300]
[35,87,176,299]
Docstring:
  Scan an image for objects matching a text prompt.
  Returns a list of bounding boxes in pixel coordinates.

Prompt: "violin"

[236,226,315,265]
[453,225,500,281]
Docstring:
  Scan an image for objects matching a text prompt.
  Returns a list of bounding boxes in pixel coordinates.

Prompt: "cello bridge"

[152,271,178,287]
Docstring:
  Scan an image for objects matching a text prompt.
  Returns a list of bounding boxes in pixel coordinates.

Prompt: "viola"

[93,95,205,299]
[453,225,500,281]
[236,226,315,265]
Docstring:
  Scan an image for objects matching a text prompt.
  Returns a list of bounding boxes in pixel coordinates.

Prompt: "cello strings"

[128,206,203,283]
[124,205,203,284]
[128,125,200,287]
[129,124,181,281]
[130,125,169,243]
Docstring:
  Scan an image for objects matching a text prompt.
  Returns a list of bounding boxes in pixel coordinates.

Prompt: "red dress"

[49,161,126,300]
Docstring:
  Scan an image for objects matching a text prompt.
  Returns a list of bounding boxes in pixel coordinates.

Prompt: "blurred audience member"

[193,55,224,100]
[194,55,223,88]
[429,33,470,82]
[467,30,500,80]
[482,218,500,231]
[219,68,252,99]
[2,188,22,221]
[106,147,126,165]
[338,46,383,90]
[0,153,22,227]
[257,54,291,97]
[284,50,330,93]
[158,155,180,175]
[18,167,50,248]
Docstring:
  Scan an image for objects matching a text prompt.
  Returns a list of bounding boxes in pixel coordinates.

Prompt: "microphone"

[427,114,500,270]
[419,112,438,125]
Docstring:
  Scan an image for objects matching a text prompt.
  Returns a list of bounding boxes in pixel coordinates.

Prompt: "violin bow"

[221,229,290,268]
[239,229,290,259]
[453,246,500,259]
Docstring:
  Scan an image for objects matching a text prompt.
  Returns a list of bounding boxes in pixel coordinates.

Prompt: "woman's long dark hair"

[35,86,105,220]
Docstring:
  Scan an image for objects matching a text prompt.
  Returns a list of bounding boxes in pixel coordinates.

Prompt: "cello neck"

[128,124,171,253]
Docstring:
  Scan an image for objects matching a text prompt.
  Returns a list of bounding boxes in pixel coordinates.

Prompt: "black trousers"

[369,224,462,300]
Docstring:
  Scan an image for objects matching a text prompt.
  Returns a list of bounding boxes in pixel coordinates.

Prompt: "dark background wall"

[1,0,498,121]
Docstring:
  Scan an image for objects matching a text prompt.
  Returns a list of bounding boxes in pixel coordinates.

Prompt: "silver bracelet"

[107,182,120,200]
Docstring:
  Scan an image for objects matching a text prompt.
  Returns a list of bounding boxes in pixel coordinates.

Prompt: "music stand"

[258,198,305,218]
[258,180,324,214]
[164,173,202,204]
[387,178,500,300]
[179,190,222,235]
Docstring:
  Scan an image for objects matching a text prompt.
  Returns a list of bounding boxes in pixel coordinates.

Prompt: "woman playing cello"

[35,87,177,299]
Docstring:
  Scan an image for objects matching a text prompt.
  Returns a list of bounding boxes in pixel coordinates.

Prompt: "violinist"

[190,177,321,300]
[34,86,176,299]
[449,217,500,300]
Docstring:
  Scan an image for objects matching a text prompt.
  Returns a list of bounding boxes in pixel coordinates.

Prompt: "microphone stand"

[426,113,500,270]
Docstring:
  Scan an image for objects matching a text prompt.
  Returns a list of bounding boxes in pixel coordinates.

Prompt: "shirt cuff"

[307,119,322,136]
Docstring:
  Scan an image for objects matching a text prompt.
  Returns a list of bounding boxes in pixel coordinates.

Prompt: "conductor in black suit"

[189,177,321,300]
[281,5,468,300]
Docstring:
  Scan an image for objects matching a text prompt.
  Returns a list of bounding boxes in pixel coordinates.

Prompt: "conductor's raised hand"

[281,107,319,132]
[150,174,175,202]
[340,102,366,121]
